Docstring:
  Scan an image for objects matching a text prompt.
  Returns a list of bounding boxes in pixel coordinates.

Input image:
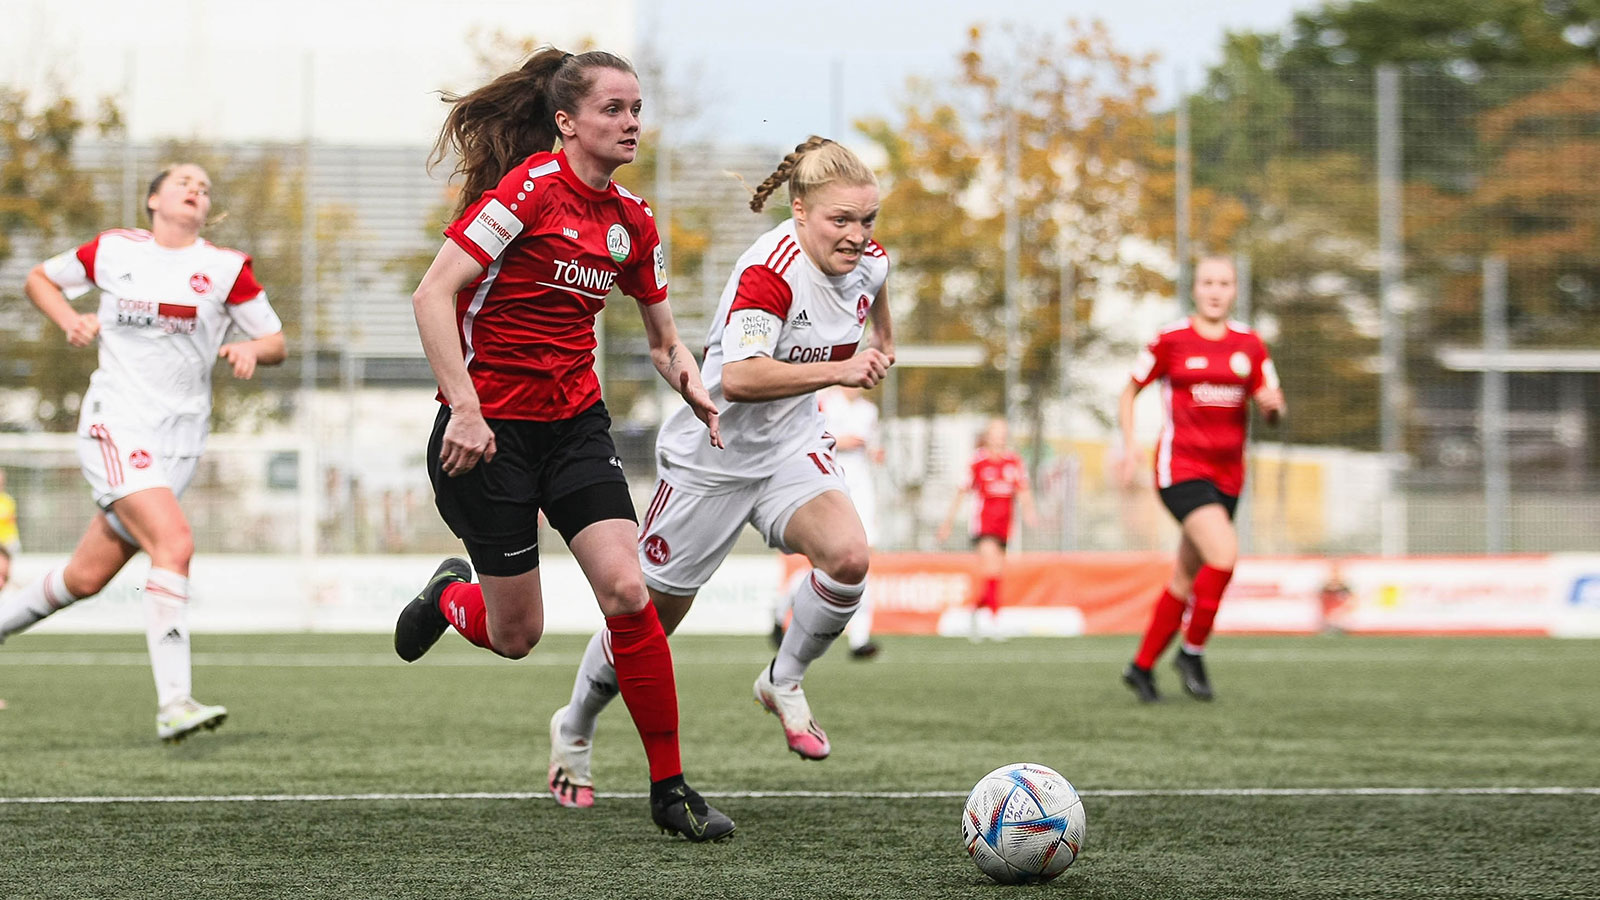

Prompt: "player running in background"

[549,136,893,808]
[1117,256,1284,702]
[391,48,733,841]
[937,418,1039,639]
[771,384,883,658]
[0,163,287,742]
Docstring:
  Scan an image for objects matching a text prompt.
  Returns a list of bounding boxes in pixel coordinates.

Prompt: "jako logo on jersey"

[1185,356,1208,369]
[642,534,670,566]
[606,223,631,263]
[189,273,212,294]
[1230,351,1253,378]
[856,294,871,324]
[1191,383,1246,406]
[128,449,153,469]
[562,227,579,240]
[552,260,618,294]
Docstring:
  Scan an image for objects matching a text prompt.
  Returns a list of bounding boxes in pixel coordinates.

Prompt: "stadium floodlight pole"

[298,50,319,560]
[1482,255,1509,554]
[1175,71,1191,313]
[1376,64,1405,556]
[1003,103,1021,435]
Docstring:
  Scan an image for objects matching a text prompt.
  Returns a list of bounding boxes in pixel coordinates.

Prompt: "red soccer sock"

[439,582,495,652]
[1133,588,1187,670]
[606,603,682,782]
[976,578,1001,613]
[1183,565,1235,651]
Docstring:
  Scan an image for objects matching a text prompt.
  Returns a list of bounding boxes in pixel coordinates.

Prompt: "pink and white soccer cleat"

[753,664,830,760]
[547,705,595,809]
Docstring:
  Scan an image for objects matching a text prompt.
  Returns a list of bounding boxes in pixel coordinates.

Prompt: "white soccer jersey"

[43,229,283,456]
[655,219,889,493]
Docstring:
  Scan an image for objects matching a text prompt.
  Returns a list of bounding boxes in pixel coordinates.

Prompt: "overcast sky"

[0,0,1314,147]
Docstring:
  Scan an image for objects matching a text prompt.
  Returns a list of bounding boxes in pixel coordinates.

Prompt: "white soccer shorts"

[78,422,199,543]
[638,445,849,596]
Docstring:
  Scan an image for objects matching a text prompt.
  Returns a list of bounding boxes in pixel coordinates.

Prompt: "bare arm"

[866,280,895,363]
[25,264,99,347]
[413,241,495,476]
[639,299,722,449]
[218,332,287,379]
[722,348,892,404]
[1116,380,1142,487]
[936,483,971,544]
[1017,482,1040,529]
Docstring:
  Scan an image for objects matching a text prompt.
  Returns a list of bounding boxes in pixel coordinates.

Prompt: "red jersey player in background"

[392,48,732,842]
[0,163,287,742]
[1117,256,1285,702]
[938,418,1038,639]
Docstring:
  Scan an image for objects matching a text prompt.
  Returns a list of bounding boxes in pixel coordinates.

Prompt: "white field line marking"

[0,649,1586,668]
[3,787,1598,806]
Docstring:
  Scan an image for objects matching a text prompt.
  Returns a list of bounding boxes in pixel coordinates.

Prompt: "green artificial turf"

[2,633,1597,899]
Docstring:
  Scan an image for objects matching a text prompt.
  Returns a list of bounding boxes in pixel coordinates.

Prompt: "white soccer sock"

[772,568,863,686]
[143,568,192,709]
[0,567,79,639]
[561,629,619,743]
[845,590,875,650]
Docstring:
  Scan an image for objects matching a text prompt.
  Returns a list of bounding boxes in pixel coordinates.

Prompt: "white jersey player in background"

[0,163,287,742]
[547,136,894,808]
[772,385,882,658]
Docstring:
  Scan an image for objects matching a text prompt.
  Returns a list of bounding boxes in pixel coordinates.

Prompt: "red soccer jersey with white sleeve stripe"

[1130,318,1276,495]
[443,150,667,421]
[969,450,1026,539]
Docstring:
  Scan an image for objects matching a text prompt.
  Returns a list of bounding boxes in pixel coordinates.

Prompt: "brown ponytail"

[430,47,638,219]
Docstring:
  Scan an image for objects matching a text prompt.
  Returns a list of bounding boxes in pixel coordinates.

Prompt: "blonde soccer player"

[548,136,894,808]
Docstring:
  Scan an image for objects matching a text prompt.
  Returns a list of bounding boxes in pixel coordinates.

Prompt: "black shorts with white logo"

[427,400,636,577]
[1158,479,1239,524]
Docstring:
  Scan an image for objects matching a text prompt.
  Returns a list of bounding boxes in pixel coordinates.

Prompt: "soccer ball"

[961,762,1087,884]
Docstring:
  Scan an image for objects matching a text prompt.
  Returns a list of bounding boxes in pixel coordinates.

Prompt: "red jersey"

[1131,318,1276,495]
[969,450,1027,539]
[443,150,667,420]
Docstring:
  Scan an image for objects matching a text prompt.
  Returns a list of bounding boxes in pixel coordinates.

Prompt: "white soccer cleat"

[157,697,227,743]
[753,664,830,760]
[547,705,595,809]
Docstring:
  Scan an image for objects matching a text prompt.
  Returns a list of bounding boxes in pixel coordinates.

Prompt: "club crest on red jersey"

[642,534,670,566]
[189,273,212,294]
[128,449,153,469]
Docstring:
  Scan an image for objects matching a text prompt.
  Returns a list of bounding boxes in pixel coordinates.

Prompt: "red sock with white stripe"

[1133,588,1186,670]
[606,603,682,782]
[438,581,496,652]
[0,566,79,638]
[1182,566,1234,653]
[144,568,192,708]
[772,569,864,686]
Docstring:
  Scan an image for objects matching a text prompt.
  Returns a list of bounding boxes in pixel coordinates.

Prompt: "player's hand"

[218,342,260,379]
[1254,386,1286,425]
[64,312,100,348]
[1116,451,1141,488]
[440,406,497,477]
[678,369,723,449]
[838,348,891,389]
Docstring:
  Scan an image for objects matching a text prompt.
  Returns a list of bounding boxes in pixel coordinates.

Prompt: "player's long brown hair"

[430,47,637,219]
[748,136,877,213]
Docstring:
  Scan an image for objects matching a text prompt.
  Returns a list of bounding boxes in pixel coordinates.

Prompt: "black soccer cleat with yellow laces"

[394,557,472,662]
[650,782,736,843]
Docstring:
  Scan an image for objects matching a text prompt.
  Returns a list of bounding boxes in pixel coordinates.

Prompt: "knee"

[819,544,870,586]
[63,567,110,599]
[494,624,543,660]
[149,524,195,570]
[1205,549,1238,572]
[594,571,650,618]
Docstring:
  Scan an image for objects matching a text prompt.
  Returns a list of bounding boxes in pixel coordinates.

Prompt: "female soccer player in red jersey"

[390,48,733,841]
[0,163,287,742]
[1117,256,1285,702]
[547,136,894,805]
[937,418,1038,639]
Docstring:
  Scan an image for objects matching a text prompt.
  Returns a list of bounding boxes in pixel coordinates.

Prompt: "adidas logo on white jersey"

[793,309,812,328]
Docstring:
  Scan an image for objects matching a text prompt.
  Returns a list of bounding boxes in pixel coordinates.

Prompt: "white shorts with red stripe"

[77,421,200,510]
[638,440,848,595]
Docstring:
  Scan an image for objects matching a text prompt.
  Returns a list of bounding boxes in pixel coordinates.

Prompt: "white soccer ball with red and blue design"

[961,762,1087,884]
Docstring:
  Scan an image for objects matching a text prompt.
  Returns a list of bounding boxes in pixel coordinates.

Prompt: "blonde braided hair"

[748,135,876,213]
